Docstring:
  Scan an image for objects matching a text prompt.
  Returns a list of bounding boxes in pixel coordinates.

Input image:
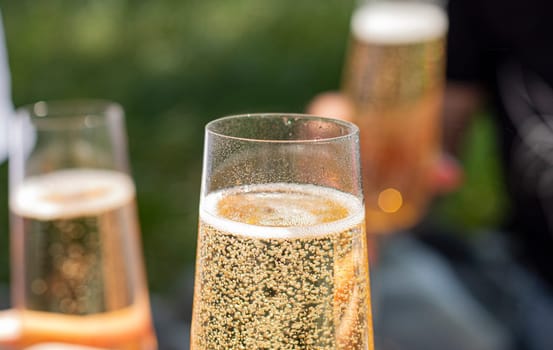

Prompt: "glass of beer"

[342,0,448,234]
[191,114,374,349]
[9,100,157,349]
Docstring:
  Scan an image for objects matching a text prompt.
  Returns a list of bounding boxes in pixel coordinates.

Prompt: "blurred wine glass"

[342,0,448,235]
[8,100,157,350]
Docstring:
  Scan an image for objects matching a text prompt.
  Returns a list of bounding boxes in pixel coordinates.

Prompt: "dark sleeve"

[446,0,486,84]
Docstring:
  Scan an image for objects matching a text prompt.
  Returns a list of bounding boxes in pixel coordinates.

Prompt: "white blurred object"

[0,10,14,164]
[0,309,20,347]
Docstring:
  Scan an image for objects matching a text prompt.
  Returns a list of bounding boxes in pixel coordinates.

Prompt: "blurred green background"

[0,0,507,293]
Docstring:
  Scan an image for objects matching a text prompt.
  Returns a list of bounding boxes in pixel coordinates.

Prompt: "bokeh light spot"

[377,188,403,213]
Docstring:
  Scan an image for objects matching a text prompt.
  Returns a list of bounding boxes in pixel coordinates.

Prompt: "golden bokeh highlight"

[377,188,403,213]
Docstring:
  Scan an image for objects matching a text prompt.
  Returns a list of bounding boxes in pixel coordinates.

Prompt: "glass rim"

[15,99,124,130]
[206,113,359,143]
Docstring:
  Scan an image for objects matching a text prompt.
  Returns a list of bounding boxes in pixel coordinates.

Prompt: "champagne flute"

[342,4,449,348]
[342,0,448,235]
[9,100,157,349]
[191,114,374,349]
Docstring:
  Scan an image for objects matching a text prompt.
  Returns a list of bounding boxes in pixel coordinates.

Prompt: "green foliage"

[0,0,509,292]
[433,114,510,231]
[0,0,354,291]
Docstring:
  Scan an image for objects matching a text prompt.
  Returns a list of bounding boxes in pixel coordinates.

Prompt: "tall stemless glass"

[9,100,157,349]
[191,114,374,349]
[342,0,448,234]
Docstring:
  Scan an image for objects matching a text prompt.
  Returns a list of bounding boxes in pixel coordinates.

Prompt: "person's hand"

[307,91,463,195]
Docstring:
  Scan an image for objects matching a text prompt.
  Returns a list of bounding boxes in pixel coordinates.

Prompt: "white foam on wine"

[200,183,365,239]
[352,2,447,44]
[10,169,135,220]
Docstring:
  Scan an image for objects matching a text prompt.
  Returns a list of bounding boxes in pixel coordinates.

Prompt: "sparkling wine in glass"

[191,114,374,349]
[342,0,448,234]
[9,100,157,350]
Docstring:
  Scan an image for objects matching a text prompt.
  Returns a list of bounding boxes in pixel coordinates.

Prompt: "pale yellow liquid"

[10,170,157,350]
[343,2,447,234]
[191,184,373,349]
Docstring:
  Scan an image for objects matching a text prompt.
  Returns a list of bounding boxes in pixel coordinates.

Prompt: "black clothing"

[446,0,553,288]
